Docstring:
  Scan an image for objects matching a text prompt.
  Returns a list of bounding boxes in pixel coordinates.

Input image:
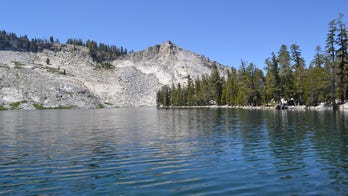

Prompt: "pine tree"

[278,44,294,100]
[336,14,348,102]
[326,19,337,109]
[170,83,177,106]
[194,77,202,105]
[246,63,257,106]
[223,68,238,106]
[253,66,265,106]
[50,36,54,43]
[291,44,306,105]
[220,75,227,105]
[201,75,210,105]
[305,46,330,105]
[29,39,38,52]
[186,75,195,106]
[264,53,281,103]
[237,61,249,105]
[209,66,222,105]
[156,85,171,106]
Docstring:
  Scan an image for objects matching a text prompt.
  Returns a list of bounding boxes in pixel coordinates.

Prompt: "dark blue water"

[0,108,348,195]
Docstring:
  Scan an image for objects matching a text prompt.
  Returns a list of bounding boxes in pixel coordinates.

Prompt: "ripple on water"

[0,108,348,195]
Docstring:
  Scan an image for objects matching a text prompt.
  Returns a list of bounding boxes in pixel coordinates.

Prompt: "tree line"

[66,38,132,62]
[157,14,347,108]
[0,30,59,52]
[0,30,131,63]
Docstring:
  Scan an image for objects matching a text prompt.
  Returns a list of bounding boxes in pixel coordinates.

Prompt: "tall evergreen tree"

[253,66,266,106]
[245,63,264,106]
[221,73,228,105]
[186,75,195,106]
[307,46,330,105]
[194,77,202,105]
[336,14,348,102]
[157,85,170,106]
[264,52,281,103]
[222,68,238,106]
[305,62,329,105]
[236,60,249,105]
[326,19,337,109]
[278,44,294,100]
[201,75,211,105]
[290,44,306,105]
[313,45,326,68]
[209,66,223,105]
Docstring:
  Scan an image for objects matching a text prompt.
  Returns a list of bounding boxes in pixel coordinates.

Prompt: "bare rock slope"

[0,41,231,109]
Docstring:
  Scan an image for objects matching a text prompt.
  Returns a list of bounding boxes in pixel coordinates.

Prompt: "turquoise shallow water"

[0,108,348,195]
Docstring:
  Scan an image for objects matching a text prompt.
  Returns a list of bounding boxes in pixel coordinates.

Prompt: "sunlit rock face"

[0,41,231,109]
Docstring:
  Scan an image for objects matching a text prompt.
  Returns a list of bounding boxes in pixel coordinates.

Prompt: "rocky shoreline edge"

[1,104,348,111]
[159,102,348,111]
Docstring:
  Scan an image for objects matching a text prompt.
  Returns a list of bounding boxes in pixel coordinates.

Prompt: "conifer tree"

[264,53,281,103]
[291,44,306,105]
[246,63,257,106]
[221,69,238,106]
[336,14,348,102]
[221,74,227,105]
[186,75,195,106]
[326,19,337,109]
[278,44,294,100]
[194,77,202,105]
[50,36,54,43]
[209,66,222,105]
[304,46,330,105]
[237,61,249,105]
[253,66,265,106]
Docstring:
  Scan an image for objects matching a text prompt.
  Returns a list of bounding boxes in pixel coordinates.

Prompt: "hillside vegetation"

[157,14,347,110]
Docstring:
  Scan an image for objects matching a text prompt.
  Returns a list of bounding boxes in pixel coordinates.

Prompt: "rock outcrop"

[0,41,231,109]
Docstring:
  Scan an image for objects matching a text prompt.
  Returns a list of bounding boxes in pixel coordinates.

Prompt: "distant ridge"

[0,31,231,109]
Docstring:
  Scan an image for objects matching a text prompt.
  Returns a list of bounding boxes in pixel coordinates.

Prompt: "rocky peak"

[159,41,177,59]
[124,41,181,61]
[0,37,232,109]
[159,40,176,50]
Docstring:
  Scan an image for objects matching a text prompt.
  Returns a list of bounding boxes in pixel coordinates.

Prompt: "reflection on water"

[0,108,348,195]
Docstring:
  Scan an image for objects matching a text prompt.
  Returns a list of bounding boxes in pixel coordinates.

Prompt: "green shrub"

[95,62,115,70]
[14,64,22,69]
[10,100,27,109]
[12,61,24,69]
[44,66,66,75]
[96,103,104,109]
[33,103,45,110]
[33,103,75,110]
[53,105,75,109]
[44,66,59,73]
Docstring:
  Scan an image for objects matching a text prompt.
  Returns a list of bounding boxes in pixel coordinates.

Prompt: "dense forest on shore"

[157,14,348,108]
[0,31,130,62]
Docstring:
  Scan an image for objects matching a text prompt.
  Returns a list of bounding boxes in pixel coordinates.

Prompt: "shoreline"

[159,104,348,111]
[1,103,348,111]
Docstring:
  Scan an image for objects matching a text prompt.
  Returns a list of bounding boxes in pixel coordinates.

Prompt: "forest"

[0,31,130,63]
[157,15,347,109]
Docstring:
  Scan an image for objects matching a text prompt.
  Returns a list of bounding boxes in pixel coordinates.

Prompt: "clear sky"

[1,0,347,69]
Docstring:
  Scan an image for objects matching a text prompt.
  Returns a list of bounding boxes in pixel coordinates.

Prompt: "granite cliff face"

[0,41,231,109]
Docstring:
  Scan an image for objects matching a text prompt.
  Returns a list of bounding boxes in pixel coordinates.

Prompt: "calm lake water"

[0,108,348,195]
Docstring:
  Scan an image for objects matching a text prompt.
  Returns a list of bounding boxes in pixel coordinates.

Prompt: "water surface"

[0,108,348,195]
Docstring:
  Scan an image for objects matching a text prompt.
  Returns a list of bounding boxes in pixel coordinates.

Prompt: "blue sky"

[1,0,347,69]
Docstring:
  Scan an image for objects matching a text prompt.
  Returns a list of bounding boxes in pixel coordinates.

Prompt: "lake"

[0,108,348,195]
